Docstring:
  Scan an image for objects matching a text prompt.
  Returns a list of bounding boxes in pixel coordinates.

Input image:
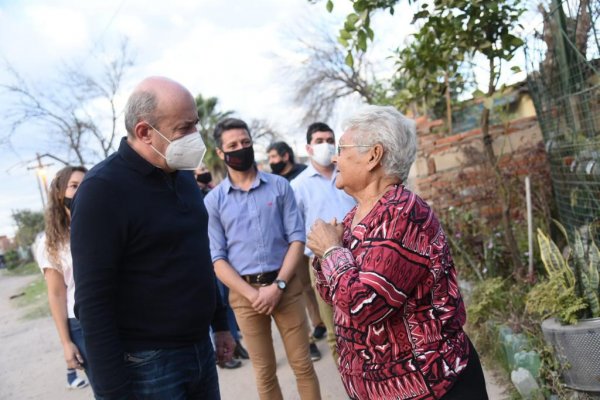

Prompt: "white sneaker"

[66,377,89,390]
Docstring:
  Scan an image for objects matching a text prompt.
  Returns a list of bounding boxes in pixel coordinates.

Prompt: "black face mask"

[63,197,73,211]
[270,161,287,175]
[196,172,212,184]
[223,146,255,171]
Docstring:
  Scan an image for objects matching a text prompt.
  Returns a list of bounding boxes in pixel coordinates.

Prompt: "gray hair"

[343,105,417,182]
[124,90,158,137]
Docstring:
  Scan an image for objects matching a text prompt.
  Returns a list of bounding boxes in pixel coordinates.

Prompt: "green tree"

[312,0,398,61]
[317,0,527,276]
[431,0,525,275]
[395,16,471,130]
[12,210,45,249]
[194,94,234,180]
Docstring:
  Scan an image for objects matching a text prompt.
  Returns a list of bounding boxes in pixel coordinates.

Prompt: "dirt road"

[0,272,507,399]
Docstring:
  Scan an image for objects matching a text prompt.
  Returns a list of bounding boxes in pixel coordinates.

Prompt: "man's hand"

[251,284,283,315]
[214,331,236,367]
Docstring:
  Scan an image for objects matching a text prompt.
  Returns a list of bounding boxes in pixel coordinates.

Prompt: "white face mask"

[311,143,335,167]
[150,126,206,170]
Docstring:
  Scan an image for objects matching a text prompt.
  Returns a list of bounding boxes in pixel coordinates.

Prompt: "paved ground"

[0,272,508,399]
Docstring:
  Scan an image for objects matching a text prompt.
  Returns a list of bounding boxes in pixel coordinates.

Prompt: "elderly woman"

[307,105,488,400]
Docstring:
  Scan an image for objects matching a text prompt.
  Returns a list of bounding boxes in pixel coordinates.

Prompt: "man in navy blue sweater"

[71,76,234,400]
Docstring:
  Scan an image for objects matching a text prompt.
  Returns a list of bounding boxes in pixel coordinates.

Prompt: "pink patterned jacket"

[313,185,470,400]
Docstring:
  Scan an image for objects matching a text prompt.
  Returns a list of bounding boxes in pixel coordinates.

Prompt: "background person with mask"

[71,76,235,400]
[266,141,307,181]
[34,165,91,391]
[194,163,214,195]
[290,122,356,363]
[266,140,324,362]
[193,163,250,368]
[205,118,321,400]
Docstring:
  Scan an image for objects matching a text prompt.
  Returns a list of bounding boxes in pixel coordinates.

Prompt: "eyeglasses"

[336,144,373,156]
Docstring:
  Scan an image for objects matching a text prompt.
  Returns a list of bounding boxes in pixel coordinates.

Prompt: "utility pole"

[26,153,52,209]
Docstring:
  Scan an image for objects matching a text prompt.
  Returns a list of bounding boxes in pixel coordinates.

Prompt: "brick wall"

[0,235,13,254]
[411,116,552,220]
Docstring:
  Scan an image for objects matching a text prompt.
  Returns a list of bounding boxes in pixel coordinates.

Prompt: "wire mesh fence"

[526,0,600,235]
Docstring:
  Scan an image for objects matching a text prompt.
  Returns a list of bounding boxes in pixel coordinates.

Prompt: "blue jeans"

[114,336,220,400]
[69,318,94,387]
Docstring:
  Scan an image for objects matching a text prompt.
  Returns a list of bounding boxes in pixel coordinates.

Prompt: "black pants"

[441,338,489,400]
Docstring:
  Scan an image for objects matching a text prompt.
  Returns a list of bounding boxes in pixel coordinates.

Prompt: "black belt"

[242,270,279,285]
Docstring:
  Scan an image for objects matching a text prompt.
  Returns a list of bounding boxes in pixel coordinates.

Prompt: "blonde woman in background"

[34,166,91,390]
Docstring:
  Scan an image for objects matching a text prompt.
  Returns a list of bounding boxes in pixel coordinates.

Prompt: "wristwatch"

[274,279,287,291]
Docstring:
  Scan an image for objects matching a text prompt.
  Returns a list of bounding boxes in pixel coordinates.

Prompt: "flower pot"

[541,317,600,394]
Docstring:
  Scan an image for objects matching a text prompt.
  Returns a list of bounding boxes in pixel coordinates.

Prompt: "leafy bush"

[12,210,44,248]
[526,272,588,325]
[4,250,21,270]
[468,277,509,325]
[525,221,600,324]
[467,276,588,398]
[441,207,534,281]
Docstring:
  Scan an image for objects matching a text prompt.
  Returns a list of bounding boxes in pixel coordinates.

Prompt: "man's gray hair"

[124,90,158,137]
[343,105,417,182]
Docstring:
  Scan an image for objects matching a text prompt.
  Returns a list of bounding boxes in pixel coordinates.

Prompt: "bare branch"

[283,21,378,125]
[249,119,281,148]
[0,39,135,164]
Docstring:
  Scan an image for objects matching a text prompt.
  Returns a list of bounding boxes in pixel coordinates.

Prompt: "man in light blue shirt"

[205,118,321,400]
[290,122,356,363]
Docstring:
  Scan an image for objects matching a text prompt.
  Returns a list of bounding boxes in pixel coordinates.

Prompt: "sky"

[0,0,417,237]
[0,0,539,238]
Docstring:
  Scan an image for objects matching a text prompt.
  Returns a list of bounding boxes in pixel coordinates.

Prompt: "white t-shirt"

[33,232,76,318]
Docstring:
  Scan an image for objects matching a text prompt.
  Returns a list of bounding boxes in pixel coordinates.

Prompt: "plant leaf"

[345,52,354,68]
[326,0,334,13]
[537,228,572,287]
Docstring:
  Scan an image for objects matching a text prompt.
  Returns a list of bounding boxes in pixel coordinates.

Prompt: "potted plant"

[526,220,600,395]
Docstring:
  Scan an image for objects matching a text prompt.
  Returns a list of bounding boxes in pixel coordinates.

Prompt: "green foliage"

[327,0,398,66]
[326,0,333,12]
[4,250,20,270]
[466,277,581,397]
[572,227,600,316]
[468,277,509,325]
[5,261,39,276]
[12,210,44,248]
[194,94,234,179]
[468,278,530,333]
[14,275,50,320]
[467,277,528,383]
[526,221,600,324]
[440,207,528,281]
[537,226,575,287]
[432,0,525,63]
[321,0,525,114]
[526,272,588,325]
[393,14,471,118]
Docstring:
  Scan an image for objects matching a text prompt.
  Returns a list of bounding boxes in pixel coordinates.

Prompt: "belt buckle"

[256,273,267,285]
